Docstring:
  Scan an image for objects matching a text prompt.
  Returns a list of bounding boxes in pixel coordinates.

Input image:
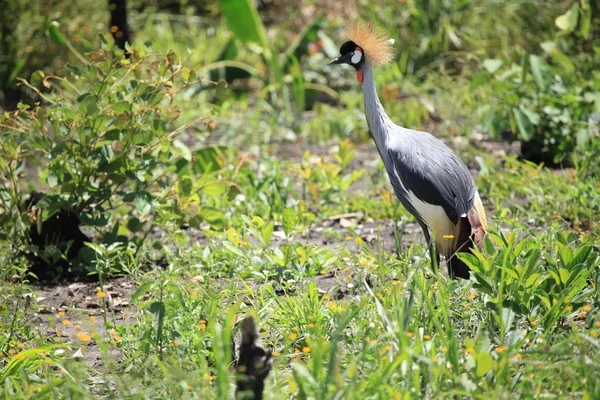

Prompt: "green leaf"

[558,268,571,285]
[193,146,228,175]
[227,227,241,246]
[112,101,131,113]
[201,207,226,230]
[201,181,230,199]
[476,353,493,377]
[513,108,535,141]
[78,94,99,117]
[31,70,45,87]
[129,281,155,304]
[47,174,58,188]
[482,59,503,74]
[529,55,550,91]
[559,245,574,267]
[181,67,196,82]
[282,208,298,236]
[127,217,143,233]
[135,191,153,214]
[262,222,274,245]
[47,22,67,45]
[470,72,488,91]
[79,212,111,227]
[555,3,579,33]
[179,177,193,197]
[218,0,268,47]
[579,1,591,38]
[525,273,540,288]
[521,108,540,125]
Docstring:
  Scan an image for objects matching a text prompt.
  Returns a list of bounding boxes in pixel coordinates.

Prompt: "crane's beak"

[328,53,352,65]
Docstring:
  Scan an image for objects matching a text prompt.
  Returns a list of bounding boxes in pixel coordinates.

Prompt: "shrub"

[473,1,600,165]
[0,33,226,278]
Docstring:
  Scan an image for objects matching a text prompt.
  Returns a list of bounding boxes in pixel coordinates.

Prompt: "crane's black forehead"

[339,40,359,55]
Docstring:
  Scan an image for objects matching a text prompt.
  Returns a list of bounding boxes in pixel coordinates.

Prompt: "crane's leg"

[418,221,439,273]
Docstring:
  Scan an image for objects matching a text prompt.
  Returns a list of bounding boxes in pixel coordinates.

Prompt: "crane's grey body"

[362,62,477,256]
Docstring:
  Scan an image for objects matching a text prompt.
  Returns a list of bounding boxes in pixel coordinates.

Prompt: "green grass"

[1,0,600,398]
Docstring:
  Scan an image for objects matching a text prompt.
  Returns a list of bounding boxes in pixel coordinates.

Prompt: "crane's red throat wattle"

[356,70,364,83]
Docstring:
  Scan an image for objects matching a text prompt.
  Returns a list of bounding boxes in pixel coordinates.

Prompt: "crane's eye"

[351,50,363,64]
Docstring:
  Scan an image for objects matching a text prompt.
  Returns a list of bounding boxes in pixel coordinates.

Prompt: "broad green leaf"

[470,72,488,91]
[79,212,111,227]
[78,94,99,116]
[513,108,535,141]
[529,55,550,91]
[482,59,503,74]
[47,174,58,187]
[202,181,230,199]
[31,70,45,86]
[296,247,307,264]
[262,222,274,246]
[202,207,226,230]
[559,245,573,267]
[218,0,268,47]
[135,191,153,214]
[112,101,131,113]
[282,208,298,236]
[129,281,155,304]
[227,227,241,246]
[525,273,540,288]
[127,217,143,233]
[558,268,571,285]
[555,3,579,32]
[179,177,193,197]
[476,353,493,377]
[193,146,228,175]
[181,67,196,82]
[521,108,540,125]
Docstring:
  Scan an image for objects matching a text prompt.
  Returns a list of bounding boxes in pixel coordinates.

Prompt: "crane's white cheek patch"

[351,51,362,64]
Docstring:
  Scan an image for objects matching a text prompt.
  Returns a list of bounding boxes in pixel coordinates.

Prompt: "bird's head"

[329,41,365,81]
[329,22,394,84]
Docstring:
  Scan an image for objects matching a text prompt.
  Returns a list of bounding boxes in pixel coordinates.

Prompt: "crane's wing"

[383,133,476,225]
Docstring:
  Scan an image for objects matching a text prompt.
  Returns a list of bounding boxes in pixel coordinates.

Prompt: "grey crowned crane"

[329,22,487,279]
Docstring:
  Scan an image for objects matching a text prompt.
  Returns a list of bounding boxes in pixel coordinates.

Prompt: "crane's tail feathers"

[448,193,488,280]
[448,217,472,279]
[469,191,488,247]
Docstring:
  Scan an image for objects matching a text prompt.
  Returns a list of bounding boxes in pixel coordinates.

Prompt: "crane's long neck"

[362,62,395,150]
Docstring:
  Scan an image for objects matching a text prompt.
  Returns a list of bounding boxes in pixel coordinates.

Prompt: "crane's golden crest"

[345,21,394,68]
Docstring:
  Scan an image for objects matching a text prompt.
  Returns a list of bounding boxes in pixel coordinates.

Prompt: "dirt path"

[32,278,138,369]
